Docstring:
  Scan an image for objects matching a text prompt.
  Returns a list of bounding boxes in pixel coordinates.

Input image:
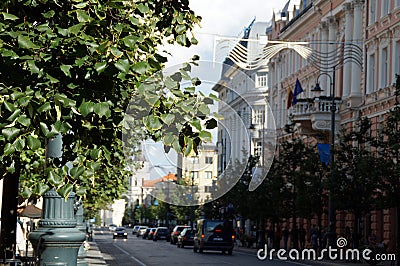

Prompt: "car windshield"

[116,227,125,231]
[158,228,168,233]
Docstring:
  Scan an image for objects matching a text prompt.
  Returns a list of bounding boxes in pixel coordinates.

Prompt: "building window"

[396,0,400,8]
[381,0,389,17]
[369,0,376,25]
[253,109,265,125]
[395,41,400,79]
[190,171,198,180]
[205,157,213,164]
[380,47,388,89]
[256,73,268,87]
[254,142,262,157]
[191,156,199,164]
[205,171,212,179]
[367,53,376,94]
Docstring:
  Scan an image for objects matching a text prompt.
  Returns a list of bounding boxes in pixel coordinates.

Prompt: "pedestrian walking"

[283,226,289,251]
[291,226,299,250]
[299,225,306,250]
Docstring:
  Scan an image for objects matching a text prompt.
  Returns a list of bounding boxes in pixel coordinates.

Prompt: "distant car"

[193,219,234,255]
[177,228,197,248]
[132,225,140,235]
[135,226,148,236]
[137,226,148,237]
[153,227,169,241]
[148,228,157,240]
[170,225,191,244]
[113,227,128,239]
[142,228,151,239]
[109,224,117,231]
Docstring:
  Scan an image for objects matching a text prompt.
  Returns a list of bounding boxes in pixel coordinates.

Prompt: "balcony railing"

[290,97,342,133]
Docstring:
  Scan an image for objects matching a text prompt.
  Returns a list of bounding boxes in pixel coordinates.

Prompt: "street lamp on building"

[312,67,337,247]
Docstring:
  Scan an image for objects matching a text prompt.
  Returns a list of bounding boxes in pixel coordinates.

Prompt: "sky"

[146,0,289,178]
[163,0,289,68]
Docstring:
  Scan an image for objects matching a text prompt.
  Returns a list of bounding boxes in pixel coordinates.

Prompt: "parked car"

[133,225,148,235]
[148,228,157,240]
[113,227,128,239]
[193,219,234,255]
[177,228,197,248]
[108,224,117,231]
[170,225,190,244]
[142,228,151,239]
[153,227,169,241]
[136,226,148,237]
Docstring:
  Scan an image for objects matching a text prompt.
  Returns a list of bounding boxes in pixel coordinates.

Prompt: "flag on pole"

[292,78,304,106]
[317,144,330,166]
[287,89,294,109]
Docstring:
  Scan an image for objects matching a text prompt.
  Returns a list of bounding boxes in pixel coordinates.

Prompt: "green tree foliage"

[277,137,323,221]
[0,0,214,213]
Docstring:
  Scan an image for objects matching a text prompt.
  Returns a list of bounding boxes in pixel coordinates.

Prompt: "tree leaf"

[7,109,21,122]
[36,183,50,196]
[76,10,91,23]
[2,12,19,21]
[17,115,31,127]
[132,62,148,74]
[70,166,85,179]
[94,62,107,74]
[199,130,212,143]
[2,127,20,141]
[27,135,41,150]
[58,184,74,198]
[190,119,201,131]
[37,102,51,113]
[79,101,95,117]
[13,138,25,152]
[18,35,39,49]
[184,136,193,156]
[143,115,162,131]
[60,64,72,77]
[114,59,130,73]
[4,143,15,156]
[48,171,63,186]
[160,114,175,126]
[176,24,186,34]
[68,23,84,35]
[94,102,110,118]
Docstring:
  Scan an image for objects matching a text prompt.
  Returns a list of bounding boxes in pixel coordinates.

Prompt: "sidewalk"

[86,241,108,266]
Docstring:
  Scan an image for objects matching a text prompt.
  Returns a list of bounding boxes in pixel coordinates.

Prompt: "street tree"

[375,74,400,262]
[0,0,216,255]
[335,117,384,248]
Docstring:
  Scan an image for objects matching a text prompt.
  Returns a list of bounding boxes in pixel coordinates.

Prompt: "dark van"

[193,219,234,255]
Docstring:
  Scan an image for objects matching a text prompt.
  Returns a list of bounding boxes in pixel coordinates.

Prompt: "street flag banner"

[292,78,304,106]
[287,89,294,109]
[317,144,330,165]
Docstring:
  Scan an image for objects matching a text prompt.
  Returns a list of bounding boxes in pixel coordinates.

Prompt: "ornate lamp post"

[312,68,337,247]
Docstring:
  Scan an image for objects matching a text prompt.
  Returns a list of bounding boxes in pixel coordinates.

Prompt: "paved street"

[92,228,385,266]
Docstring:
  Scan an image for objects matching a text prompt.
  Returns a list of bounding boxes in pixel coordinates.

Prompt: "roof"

[142,172,177,188]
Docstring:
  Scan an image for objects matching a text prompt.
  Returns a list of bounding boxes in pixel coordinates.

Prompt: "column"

[328,16,338,97]
[350,0,364,98]
[319,21,329,96]
[343,2,354,98]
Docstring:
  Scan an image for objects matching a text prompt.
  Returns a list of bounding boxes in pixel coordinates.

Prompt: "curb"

[86,241,108,265]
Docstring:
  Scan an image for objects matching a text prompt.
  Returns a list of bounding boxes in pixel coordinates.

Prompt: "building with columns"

[267,0,399,252]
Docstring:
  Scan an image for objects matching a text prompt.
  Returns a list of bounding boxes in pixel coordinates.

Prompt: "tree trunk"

[0,170,19,259]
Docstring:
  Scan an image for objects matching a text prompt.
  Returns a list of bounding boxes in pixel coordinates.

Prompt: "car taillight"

[183,236,187,241]
[201,234,204,239]
[174,232,179,235]
[232,235,235,240]
[215,229,222,233]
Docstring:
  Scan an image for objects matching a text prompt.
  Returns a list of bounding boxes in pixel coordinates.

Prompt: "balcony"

[290,96,341,134]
